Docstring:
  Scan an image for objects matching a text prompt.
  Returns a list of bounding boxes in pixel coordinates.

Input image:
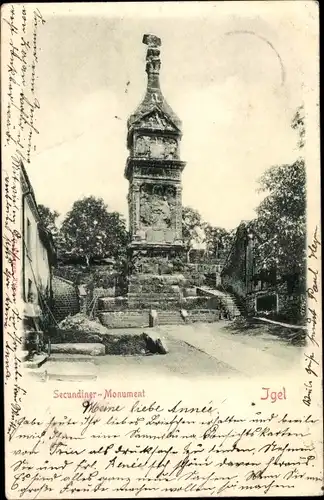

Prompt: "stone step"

[129,273,185,284]
[49,353,95,362]
[51,343,105,356]
[158,311,183,315]
[127,299,182,310]
[157,311,184,326]
[158,318,184,325]
[98,297,128,311]
[128,292,180,299]
[99,297,128,306]
[188,312,221,323]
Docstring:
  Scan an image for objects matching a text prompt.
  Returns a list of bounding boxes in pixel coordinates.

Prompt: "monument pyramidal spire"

[127,34,182,135]
[125,34,187,307]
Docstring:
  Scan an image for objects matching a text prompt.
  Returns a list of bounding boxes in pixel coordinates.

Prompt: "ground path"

[27,321,302,382]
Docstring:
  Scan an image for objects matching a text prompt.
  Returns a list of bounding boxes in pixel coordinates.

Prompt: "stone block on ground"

[142,331,169,354]
[24,353,48,369]
[51,343,105,356]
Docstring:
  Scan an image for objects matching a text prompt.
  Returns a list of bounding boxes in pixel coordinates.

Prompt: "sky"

[26,2,308,230]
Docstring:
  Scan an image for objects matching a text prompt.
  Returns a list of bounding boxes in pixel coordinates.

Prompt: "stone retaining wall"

[99,311,150,329]
[52,276,80,322]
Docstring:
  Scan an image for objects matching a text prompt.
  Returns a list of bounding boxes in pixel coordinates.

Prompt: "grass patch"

[55,313,158,355]
[225,316,306,346]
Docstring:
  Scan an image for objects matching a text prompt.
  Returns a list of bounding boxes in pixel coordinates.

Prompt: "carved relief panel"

[137,184,178,243]
[134,135,178,160]
[137,110,177,132]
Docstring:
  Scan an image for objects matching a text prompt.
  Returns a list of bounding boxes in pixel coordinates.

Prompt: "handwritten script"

[2,5,323,499]
[6,397,323,498]
[2,4,46,452]
[303,225,321,407]
[3,4,45,163]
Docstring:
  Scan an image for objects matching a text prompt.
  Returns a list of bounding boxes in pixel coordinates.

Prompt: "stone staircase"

[94,277,227,329]
[196,287,243,318]
[157,310,184,326]
[128,293,180,309]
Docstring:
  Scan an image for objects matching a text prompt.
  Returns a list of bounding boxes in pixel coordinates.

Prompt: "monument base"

[128,272,186,309]
[127,242,187,309]
[128,242,185,274]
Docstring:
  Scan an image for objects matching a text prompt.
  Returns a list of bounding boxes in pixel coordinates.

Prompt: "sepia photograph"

[2,2,322,498]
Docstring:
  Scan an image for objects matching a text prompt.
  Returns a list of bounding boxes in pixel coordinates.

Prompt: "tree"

[291,104,305,149]
[254,106,306,284]
[182,206,204,263]
[204,224,234,261]
[38,204,60,238]
[60,196,128,267]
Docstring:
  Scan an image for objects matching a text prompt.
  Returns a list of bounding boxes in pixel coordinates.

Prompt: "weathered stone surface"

[157,311,184,326]
[99,311,150,329]
[126,34,185,270]
[24,354,48,369]
[149,309,158,327]
[142,331,169,354]
[51,343,105,356]
[128,292,179,300]
[187,310,221,323]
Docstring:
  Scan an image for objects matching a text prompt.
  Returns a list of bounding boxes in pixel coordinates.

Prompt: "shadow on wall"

[52,276,80,322]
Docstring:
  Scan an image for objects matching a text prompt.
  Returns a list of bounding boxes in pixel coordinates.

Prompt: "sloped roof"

[127,91,182,132]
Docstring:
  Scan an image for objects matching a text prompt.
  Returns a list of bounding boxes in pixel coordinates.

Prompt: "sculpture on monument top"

[143,34,161,78]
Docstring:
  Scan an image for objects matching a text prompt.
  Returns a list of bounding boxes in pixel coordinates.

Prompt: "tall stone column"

[126,33,186,259]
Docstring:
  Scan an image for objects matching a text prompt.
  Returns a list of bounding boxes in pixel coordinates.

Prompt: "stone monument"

[125,34,186,308]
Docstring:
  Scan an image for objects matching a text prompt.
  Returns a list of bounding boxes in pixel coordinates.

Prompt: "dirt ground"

[31,320,303,382]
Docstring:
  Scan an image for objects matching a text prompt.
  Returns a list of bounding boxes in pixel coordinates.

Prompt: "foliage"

[225,316,306,345]
[291,104,305,149]
[60,196,128,266]
[253,106,306,286]
[38,204,60,238]
[203,224,234,260]
[182,206,204,261]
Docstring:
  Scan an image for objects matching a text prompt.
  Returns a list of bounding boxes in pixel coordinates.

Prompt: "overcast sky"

[26,2,309,230]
